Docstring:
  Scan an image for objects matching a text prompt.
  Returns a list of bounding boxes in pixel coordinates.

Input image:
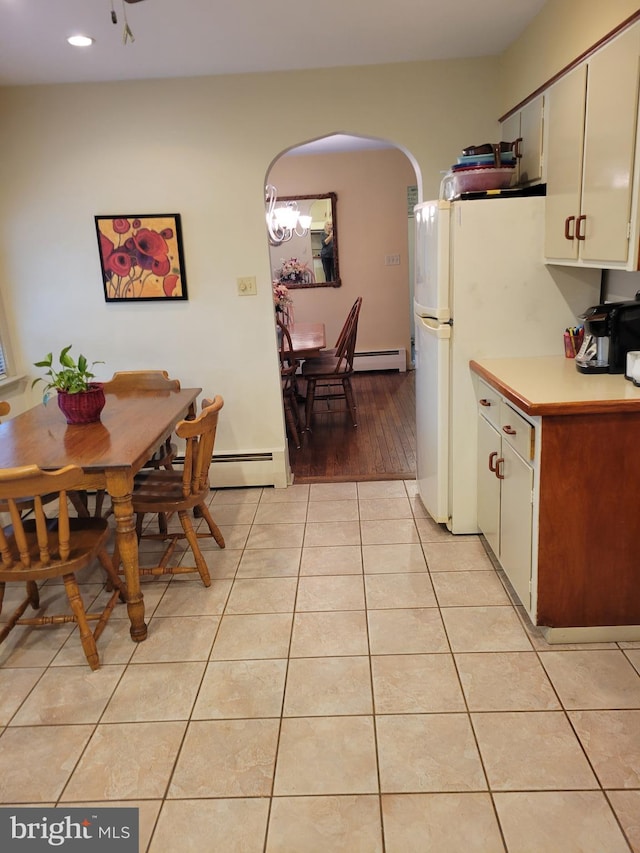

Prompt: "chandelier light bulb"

[265,185,310,245]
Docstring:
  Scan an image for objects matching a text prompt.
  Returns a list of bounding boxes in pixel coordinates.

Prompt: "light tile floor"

[1,480,639,852]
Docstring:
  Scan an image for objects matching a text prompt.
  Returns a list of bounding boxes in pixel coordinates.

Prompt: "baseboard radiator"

[353,348,406,372]
[175,450,289,489]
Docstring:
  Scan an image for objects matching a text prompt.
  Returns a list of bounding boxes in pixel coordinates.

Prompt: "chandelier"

[265,185,312,246]
[109,0,147,44]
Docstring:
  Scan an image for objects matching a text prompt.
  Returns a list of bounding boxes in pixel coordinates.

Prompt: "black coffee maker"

[576,293,640,374]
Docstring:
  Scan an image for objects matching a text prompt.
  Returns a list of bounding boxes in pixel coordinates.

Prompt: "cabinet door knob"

[496,457,505,480]
[564,216,575,240]
[489,451,498,472]
[503,425,516,435]
[576,214,587,240]
[479,398,492,407]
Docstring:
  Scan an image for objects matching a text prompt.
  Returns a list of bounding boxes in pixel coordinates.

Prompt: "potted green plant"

[33,346,106,424]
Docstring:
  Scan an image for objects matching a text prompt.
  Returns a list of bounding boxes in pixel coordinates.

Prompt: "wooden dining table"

[0,386,201,642]
[287,322,327,359]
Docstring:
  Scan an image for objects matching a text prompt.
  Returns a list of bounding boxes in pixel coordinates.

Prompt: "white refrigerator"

[414,195,600,534]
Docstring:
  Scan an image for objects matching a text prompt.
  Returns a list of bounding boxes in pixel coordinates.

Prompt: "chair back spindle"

[0,466,80,570]
[334,297,362,354]
[177,397,222,497]
[330,297,362,375]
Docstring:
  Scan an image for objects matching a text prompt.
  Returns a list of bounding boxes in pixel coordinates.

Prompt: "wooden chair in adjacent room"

[278,321,302,449]
[115,395,226,586]
[0,464,126,670]
[301,297,362,431]
[313,297,363,362]
[90,370,183,521]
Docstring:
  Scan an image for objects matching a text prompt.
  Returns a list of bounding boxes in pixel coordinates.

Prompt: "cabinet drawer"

[500,403,535,461]
[477,380,501,429]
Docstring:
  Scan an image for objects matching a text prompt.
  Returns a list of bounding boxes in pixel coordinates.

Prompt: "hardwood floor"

[288,370,416,483]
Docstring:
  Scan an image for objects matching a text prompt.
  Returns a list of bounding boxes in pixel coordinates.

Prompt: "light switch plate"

[237,276,257,295]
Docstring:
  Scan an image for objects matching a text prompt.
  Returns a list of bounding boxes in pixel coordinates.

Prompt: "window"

[0,288,14,382]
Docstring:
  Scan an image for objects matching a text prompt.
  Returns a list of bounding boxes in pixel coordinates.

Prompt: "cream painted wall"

[269,148,417,360]
[501,0,639,111]
[2,0,631,483]
[0,58,501,482]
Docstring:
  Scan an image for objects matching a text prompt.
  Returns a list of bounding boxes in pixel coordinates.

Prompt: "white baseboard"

[176,450,290,489]
[353,348,406,372]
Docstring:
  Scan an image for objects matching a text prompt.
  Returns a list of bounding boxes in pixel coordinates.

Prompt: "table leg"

[107,473,147,642]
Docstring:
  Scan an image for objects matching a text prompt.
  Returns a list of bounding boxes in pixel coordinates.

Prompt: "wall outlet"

[385,254,401,266]
[237,276,257,295]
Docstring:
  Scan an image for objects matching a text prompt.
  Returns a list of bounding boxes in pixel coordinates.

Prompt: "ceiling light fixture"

[67,35,94,47]
[265,185,312,246]
[109,0,148,45]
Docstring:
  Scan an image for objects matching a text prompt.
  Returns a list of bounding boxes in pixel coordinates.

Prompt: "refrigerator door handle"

[420,317,452,336]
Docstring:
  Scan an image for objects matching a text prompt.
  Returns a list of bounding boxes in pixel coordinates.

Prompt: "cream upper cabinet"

[544,23,640,267]
[544,66,587,260]
[501,94,544,186]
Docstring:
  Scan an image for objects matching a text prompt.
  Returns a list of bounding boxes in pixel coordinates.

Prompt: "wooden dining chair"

[313,297,363,362]
[278,321,302,449]
[89,370,182,521]
[103,370,183,468]
[0,463,126,670]
[117,395,226,586]
[0,401,79,518]
[301,298,362,431]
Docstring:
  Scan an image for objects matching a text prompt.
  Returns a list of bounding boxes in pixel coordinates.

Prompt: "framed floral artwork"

[95,213,188,302]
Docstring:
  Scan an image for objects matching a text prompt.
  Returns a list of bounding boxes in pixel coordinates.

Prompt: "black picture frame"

[95,213,188,302]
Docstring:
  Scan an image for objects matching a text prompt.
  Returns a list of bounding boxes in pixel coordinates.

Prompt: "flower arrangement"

[273,282,293,313]
[273,282,294,327]
[273,257,311,285]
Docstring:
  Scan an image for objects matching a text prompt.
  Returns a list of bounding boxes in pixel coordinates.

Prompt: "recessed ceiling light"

[67,35,95,47]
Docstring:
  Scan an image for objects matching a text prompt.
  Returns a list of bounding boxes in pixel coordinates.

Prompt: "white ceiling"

[0,0,546,87]
[288,134,396,155]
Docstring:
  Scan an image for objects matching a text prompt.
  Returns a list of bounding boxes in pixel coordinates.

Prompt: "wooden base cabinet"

[477,382,533,611]
[536,412,640,628]
[477,376,640,632]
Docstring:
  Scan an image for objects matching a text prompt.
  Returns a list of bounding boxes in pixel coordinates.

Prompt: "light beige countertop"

[470,355,640,416]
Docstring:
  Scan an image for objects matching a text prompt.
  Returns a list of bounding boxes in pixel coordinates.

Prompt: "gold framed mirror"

[269,192,340,288]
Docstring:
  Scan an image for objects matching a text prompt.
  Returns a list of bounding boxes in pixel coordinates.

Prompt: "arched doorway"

[266,133,419,483]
